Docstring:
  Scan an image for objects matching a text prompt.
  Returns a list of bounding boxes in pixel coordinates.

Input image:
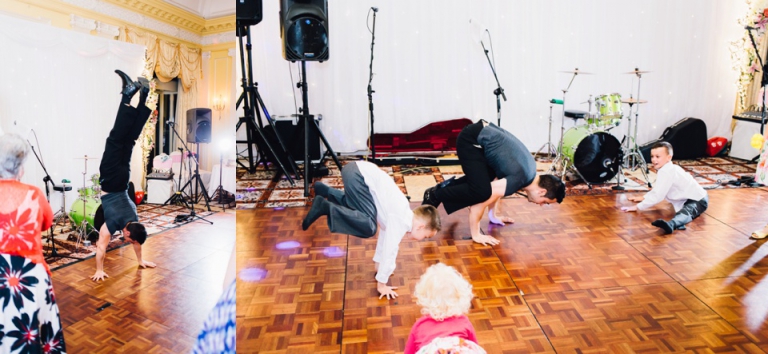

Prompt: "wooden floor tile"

[683,274,768,348]
[53,211,235,352]
[526,283,762,352]
[237,187,768,352]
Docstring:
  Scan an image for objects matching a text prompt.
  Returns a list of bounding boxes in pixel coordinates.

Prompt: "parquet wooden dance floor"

[51,211,235,353]
[237,188,768,353]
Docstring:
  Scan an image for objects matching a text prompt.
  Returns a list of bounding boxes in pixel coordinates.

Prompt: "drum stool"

[51,179,72,230]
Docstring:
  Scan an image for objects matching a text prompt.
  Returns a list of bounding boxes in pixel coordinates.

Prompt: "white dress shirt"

[355,161,413,284]
[637,162,707,212]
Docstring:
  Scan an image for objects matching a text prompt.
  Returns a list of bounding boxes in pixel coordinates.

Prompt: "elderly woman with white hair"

[404,263,484,354]
[0,133,67,353]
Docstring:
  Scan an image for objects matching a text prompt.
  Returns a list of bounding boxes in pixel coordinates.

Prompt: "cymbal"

[74,156,101,159]
[624,69,651,74]
[622,98,648,104]
[559,69,593,75]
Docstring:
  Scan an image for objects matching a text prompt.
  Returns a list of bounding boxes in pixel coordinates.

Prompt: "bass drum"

[561,126,622,183]
[69,197,104,232]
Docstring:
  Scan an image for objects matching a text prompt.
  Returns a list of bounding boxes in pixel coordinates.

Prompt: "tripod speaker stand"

[163,120,212,225]
[235,24,298,182]
[296,60,342,197]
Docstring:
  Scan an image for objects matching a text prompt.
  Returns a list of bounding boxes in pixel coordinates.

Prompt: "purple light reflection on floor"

[274,207,285,211]
[323,246,345,258]
[239,268,267,282]
[276,241,300,250]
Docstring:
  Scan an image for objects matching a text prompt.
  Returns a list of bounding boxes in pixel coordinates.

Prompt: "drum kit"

[67,155,103,250]
[544,68,653,189]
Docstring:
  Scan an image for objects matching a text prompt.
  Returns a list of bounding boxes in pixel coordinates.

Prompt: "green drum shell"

[69,197,102,230]
[561,126,592,162]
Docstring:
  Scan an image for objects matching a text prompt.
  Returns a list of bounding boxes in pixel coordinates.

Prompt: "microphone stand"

[367,8,378,162]
[27,141,77,260]
[480,36,506,127]
[746,27,767,162]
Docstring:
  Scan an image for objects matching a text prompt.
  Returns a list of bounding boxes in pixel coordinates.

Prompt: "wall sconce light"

[212,95,226,120]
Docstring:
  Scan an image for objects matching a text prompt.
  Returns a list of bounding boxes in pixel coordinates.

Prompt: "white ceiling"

[163,0,235,19]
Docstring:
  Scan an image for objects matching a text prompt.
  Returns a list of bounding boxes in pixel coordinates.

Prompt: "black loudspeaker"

[186,108,212,143]
[236,0,263,26]
[640,117,708,162]
[280,0,329,61]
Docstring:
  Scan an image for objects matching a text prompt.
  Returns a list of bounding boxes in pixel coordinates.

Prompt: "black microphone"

[371,7,378,12]
[746,25,757,30]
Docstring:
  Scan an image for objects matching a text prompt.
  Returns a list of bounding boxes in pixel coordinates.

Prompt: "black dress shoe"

[115,70,140,102]
[422,186,441,208]
[651,219,674,234]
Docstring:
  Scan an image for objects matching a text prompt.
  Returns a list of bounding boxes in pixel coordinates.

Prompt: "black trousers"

[671,195,709,227]
[99,104,152,193]
[434,120,496,214]
[319,163,378,238]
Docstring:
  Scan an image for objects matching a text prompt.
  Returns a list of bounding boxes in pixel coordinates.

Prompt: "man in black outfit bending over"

[422,119,566,246]
[90,70,156,281]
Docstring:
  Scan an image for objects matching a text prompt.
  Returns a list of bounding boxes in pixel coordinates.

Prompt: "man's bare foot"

[488,211,514,225]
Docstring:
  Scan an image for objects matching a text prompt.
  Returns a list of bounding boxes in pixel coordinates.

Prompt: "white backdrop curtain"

[245,0,745,155]
[0,13,145,213]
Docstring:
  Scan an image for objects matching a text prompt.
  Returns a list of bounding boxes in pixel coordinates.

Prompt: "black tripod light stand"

[163,120,212,225]
[235,24,298,182]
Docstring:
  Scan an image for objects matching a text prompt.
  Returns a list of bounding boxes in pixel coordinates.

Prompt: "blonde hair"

[413,205,441,231]
[414,263,473,321]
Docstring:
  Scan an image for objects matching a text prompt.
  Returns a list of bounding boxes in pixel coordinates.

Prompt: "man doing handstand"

[90,70,156,281]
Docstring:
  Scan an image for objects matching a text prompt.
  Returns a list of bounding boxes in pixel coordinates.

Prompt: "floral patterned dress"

[0,180,66,353]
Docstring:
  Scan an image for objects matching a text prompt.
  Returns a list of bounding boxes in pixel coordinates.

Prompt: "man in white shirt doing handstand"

[302,160,441,299]
[621,141,708,234]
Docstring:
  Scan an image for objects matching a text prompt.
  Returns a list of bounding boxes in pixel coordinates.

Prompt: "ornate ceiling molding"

[103,0,205,33]
[61,0,202,44]
[203,15,236,35]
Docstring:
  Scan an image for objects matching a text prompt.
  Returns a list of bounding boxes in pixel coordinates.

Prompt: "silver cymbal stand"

[72,155,95,252]
[548,69,580,175]
[623,68,652,188]
[536,102,557,161]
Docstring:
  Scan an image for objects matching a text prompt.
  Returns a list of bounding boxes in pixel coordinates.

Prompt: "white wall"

[0,13,146,213]
[244,0,745,154]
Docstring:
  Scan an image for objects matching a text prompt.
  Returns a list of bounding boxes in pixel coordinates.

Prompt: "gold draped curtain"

[120,26,205,185]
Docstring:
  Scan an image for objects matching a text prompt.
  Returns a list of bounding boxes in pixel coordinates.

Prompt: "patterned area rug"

[45,202,219,270]
[236,156,761,209]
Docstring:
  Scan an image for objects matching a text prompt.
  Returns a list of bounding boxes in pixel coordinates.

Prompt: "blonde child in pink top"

[405,263,483,354]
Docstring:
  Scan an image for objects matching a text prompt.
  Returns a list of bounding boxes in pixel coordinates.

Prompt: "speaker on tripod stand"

[280,0,329,62]
[279,0,340,196]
